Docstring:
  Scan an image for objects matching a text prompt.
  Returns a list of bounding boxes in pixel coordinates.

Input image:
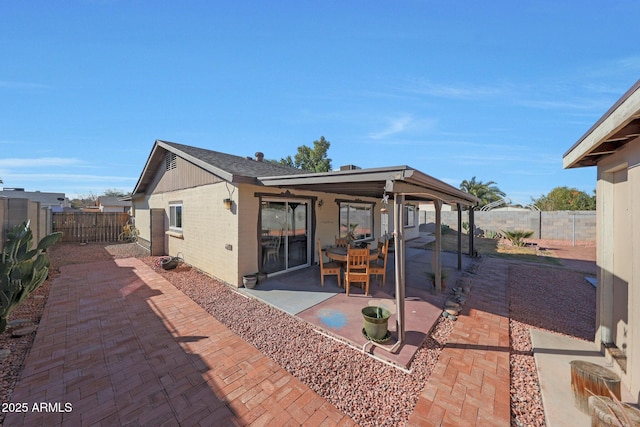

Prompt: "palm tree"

[459,176,506,207]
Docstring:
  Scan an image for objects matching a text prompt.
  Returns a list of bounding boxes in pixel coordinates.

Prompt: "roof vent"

[255,152,264,162]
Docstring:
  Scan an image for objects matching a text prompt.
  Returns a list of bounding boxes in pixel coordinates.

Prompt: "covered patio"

[239,237,476,369]
[257,166,480,365]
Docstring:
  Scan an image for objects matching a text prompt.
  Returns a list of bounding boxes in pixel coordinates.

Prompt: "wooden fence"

[52,212,131,243]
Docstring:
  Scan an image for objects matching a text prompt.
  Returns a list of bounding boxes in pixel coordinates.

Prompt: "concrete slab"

[531,329,635,427]
[237,266,340,315]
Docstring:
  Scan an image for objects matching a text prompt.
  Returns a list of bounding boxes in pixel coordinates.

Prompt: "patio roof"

[259,166,480,207]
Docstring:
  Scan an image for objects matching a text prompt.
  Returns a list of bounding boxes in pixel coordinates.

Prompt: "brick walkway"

[6,255,515,426]
[5,258,355,426]
[408,258,511,426]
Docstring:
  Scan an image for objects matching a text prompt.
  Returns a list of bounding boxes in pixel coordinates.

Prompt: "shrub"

[0,221,62,333]
[501,229,533,247]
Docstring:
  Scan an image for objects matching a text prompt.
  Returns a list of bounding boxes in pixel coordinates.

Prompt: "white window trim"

[169,202,183,232]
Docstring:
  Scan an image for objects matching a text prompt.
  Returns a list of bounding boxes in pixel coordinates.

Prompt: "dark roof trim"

[564,79,640,168]
[260,166,480,206]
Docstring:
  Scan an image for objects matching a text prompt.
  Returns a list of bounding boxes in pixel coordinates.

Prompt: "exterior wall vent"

[165,152,177,171]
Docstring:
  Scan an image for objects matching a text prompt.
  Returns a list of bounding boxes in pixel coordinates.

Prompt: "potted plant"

[242,273,257,289]
[361,306,391,342]
[426,269,449,289]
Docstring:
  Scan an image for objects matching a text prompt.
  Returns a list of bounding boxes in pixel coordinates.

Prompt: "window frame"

[404,204,416,228]
[338,201,374,242]
[169,202,183,232]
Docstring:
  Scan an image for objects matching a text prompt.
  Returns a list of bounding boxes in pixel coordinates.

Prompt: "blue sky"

[2,1,639,204]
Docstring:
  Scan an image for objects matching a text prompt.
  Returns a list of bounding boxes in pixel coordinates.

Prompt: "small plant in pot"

[426,269,449,289]
[361,306,391,342]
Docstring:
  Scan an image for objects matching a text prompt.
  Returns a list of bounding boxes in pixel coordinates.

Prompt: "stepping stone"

[7,319,33,327]
[11,325,37,337]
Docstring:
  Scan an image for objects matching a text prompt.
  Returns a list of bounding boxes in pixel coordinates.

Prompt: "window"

[169,202,182,231]
[404,205,416,228]
[339,202,373,241]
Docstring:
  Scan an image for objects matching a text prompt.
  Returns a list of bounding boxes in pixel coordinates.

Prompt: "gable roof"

[97,196,131,207]
[132,140,305,195]
[132,140,479,206]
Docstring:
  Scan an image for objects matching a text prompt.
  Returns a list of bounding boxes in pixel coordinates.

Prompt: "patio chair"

[370,238,389,286]
[344,247,370,296]
[318,239,341,287]
[335,237,348,247]
[264,233,282,264]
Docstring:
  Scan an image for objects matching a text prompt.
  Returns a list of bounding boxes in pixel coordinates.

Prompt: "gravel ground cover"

[0,240,597,426]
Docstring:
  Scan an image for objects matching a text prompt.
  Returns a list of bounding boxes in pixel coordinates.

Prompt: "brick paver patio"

[5,255,514,426]
[5,258,355,426]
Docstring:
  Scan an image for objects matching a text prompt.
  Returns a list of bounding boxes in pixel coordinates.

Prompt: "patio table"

[324,246,378,263]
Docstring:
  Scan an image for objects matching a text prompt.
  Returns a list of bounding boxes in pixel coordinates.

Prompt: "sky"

[2,1,640,204]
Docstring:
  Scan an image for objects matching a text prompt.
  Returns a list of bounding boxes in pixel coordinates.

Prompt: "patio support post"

[468,206,475,256]
[432,200,442,292]
[393,193,406,346]
[457,203,462,271]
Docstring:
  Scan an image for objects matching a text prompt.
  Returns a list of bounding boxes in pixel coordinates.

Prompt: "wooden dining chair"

[344,247,370,296]
[370,238,389,286]
[335,237,348,248]
[317,239,341,287]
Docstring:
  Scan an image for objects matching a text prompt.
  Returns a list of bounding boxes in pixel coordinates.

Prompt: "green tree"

[279,136,332,172]
[459,176,506,207]
[532,186,596,211]
[103,188,130,198]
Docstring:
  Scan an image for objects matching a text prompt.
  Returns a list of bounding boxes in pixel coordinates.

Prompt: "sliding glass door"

[260,199,310,275]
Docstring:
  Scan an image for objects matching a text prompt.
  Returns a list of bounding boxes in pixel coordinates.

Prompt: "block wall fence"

[420,210,596,241]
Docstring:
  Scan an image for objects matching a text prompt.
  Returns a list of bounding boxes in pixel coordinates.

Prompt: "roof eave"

[563,79,640,169]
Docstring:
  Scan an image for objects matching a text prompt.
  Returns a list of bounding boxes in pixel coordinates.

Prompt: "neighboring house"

[131,140,478,290]
[95,196,132,213]
[0,188,70,212]
[563,79,640,399]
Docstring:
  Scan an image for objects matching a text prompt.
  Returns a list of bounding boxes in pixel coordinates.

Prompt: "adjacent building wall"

[595,138,640,398]
[0,198,51,252]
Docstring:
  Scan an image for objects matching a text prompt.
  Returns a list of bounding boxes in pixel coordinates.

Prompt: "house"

[95,196,132,213]
[0,188,70,212]
[131,140,478,290]
[563,79,640,399]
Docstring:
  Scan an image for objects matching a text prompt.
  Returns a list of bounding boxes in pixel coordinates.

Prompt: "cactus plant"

[0,221,62,333]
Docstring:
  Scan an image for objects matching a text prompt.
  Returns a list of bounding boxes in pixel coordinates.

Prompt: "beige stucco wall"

[133,150,426,290]
[595,137,640,397]
[144,183,241,286]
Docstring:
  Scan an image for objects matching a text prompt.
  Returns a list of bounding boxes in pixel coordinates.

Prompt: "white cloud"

[0,80,50,90]
[0,157,86,167]
[368,114,437,140]
[3,173,134,182]
[404,79,506,99]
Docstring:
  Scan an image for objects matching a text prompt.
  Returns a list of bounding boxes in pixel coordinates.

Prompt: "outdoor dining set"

[317,237,390,296]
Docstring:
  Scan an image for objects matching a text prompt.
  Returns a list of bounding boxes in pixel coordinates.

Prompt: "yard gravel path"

[0,240,596,426]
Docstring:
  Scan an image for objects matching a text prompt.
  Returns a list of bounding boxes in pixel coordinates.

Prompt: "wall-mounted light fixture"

[318,199,324,207]
[224,182,235,210]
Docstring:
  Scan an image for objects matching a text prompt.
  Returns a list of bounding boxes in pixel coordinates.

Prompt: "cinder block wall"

[421,210,595,241]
